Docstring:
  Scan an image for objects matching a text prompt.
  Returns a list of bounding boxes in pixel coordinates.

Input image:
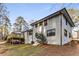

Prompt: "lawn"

[1,43,79,56]
[2,44,44,56]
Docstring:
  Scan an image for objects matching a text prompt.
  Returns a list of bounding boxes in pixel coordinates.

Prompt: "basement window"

[47,29,55,36]
[64,29,67,37]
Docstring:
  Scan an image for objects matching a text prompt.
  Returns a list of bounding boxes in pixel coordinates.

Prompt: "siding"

[62,15,72,45]
[24,32,29,44]
[46,15,61,45]
[32,15,62,45]
[31,14,72,45]
[24,32,33,44]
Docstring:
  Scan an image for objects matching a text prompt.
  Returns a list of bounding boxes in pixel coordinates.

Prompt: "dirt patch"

[32,44,79,56]
[0,44,8,55]
[0,48,8,54]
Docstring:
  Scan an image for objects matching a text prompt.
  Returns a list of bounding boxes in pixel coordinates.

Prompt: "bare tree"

[13,16,29,32]
[2,16,11,37]
[0,3,11,40]
[68,9,79,23]
[67,8,79,35]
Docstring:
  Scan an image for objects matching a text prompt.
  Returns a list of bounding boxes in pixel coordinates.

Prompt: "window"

[66,19,67,25]
[47,29,55,36]
[35,24,38,28]
[64,29,67,37]
[29,30,33,35]
[69,33,71,38]
[39,22,43,26]
[44,20,47,26]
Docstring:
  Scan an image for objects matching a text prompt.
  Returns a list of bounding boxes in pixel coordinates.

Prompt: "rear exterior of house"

[24,8,74,45]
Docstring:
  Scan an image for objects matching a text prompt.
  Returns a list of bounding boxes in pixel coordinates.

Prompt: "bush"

[31,41,34,44]
[35,33,47,44]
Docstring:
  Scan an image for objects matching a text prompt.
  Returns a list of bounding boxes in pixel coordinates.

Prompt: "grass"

[4,44,43,56]
[1,41,79,56]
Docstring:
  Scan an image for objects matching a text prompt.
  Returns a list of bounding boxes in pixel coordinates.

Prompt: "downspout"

[32,29,33,42]
[32,26,34,43]
[60,15,62,45]
[23,32,25,44]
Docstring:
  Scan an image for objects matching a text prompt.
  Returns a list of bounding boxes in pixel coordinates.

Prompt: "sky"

[5,3,79,25]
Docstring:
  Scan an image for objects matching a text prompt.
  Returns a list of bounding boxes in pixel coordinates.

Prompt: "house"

[24,8,75,45]
[72,21,79,41]
[72,30,79,41]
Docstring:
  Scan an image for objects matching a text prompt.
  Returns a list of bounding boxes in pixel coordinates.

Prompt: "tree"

[13,16,29,32]
[2,16,11,37]
[67,8,79,32]
[0,3,11,40]
[68,9,79,23]
[13,23,19,32]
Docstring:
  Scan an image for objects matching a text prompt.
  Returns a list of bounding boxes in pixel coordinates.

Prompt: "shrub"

[35,33,47,44]
[31,41,34,44]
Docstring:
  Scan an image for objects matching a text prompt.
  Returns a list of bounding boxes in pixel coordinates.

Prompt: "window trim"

[47,28,56,36]
[66,19,67,25]
[44,20,47,26]
[35,24,38,28]
[69,33,71,38]
[29,30,33,35]
[39,22,43,26]
[64,29,67,37]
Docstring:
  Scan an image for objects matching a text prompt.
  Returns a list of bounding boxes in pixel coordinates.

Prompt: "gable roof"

[31,8,75,27]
